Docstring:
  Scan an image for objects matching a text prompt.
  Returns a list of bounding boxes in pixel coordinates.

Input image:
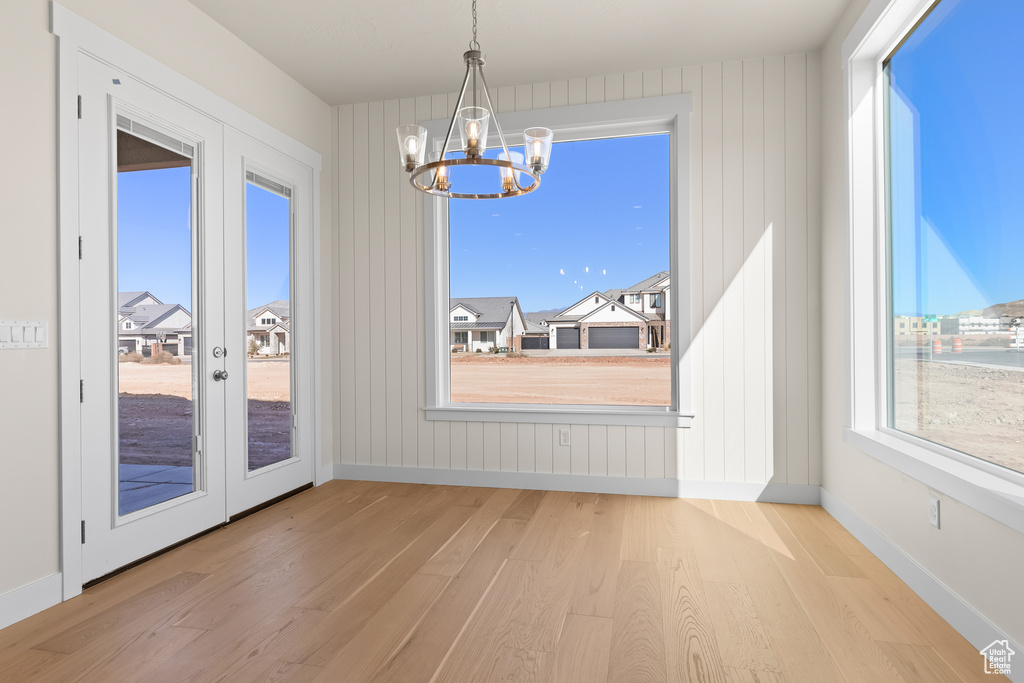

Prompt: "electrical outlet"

[558,428,570,447]
[928,496,940,528]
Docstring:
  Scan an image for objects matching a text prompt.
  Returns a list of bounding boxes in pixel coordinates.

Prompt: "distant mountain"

[952,309,983,318]
[982,299,1024,318]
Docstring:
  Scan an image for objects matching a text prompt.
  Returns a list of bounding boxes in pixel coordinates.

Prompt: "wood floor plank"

[34,571,208,654]
[505,500,594,652]
[313,573,451,682]
[724,667,787,683]
[876,641,968,683]
[221,658,324,683]
[609,561,667,683]
[502,489,546,521]
[620,495,659,562]
[281,505,476,667]
[731,536,849,683]
[569,494,626,618]
[686,500,744,584]
[658,548,728,683]
[548,614,613,683]
[367,519,527,682]
[487,647,551,683]
[51,625,205,683]
[511,491,574,562]
[826,575,930,646]
[420,488,521,576]
[705,582,781,673]
[769,504,865,578]
[432,559,541,683]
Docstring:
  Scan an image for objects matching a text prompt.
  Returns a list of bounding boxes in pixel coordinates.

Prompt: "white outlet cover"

[928,496,940,528]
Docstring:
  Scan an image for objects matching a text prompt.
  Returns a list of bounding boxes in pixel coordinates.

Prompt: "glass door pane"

[245,178,292,471]
[116,130,197,515]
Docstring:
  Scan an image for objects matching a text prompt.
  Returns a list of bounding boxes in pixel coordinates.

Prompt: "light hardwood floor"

[0,480,1001,682]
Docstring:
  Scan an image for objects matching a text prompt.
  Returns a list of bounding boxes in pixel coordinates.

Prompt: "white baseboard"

[333,464,820,503]
[0,573,63,631]
[821,489,1022,682]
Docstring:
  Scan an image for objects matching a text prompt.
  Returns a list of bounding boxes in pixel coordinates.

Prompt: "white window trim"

[423,95,693,428]
[843,0,1024,533]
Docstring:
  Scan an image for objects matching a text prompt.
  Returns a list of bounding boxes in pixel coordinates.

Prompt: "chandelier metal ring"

[410,158,541,199]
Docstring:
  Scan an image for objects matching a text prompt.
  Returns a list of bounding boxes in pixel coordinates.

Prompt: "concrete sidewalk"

[119,464,194,515]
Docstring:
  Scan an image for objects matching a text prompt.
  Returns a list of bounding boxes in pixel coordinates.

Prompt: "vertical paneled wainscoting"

[334,55,821,499]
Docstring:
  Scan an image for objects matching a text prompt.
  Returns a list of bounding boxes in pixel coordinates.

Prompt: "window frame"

[843,0,1024,532]
[423,95,693,428]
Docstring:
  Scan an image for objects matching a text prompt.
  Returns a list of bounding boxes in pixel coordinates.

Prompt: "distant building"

[117,291,192,356]
[247,301,290,355]
[892,315,939,335]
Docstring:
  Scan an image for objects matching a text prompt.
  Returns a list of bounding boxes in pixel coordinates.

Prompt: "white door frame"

[54,3,326,599]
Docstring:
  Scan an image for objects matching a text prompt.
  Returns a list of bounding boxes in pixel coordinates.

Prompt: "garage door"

[589,326,639,349]
[556,328,580,349]
[521,336,549,350]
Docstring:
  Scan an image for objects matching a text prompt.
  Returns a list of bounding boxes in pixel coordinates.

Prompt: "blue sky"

[888,0,1023,316]
[118,171,290,312]
[450,134,670,313]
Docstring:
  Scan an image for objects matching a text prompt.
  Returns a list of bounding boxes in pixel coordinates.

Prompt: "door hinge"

[80,380,84,403]
[81,520,85,544]
[78,236,83,260]
[293,414,298,429]
[194,435,202,455]
[77,95,82,119]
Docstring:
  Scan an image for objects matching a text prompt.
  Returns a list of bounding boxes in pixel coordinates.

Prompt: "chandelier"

[395,0,553,199]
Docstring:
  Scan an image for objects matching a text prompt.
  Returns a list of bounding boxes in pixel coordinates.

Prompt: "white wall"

[334,55,822,486]
[0,0,332,599]
[819,0,1024,646]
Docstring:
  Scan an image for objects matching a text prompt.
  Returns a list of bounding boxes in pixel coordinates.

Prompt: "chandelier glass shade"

[396,1,553,199]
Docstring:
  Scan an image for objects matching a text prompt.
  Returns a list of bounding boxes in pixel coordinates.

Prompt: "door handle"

[213,370,229,381]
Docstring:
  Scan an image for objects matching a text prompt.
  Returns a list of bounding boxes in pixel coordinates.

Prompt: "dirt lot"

[893,359,1024,473]
[117,360,291,469]
[450,354,671,406]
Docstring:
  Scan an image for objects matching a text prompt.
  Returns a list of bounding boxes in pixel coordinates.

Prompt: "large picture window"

[884,0,1023,475]
[424,96,692,426]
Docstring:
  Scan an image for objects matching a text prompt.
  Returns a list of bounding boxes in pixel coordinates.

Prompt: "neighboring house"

[247,301,290,355]
[544,271,671,350]
[450,297,526,352]
[117,291,193,356]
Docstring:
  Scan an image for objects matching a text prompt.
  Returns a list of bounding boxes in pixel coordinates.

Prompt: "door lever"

[213,370,229,381]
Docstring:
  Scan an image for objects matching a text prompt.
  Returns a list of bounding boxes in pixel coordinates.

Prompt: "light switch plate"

[0,320,48,349]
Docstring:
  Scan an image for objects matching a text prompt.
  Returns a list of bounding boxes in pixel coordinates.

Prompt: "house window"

[260,334,270,347]
[478,331,495,344]
[453,315,468,321]
[883,0,1022,475]
[428,95,691,426]
[453,331,468,344]
[628,294,640,304]
[649,294,662,308]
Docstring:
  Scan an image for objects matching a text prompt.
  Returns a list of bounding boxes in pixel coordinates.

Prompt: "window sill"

[842,427,1024,536]
[427,405,694,428]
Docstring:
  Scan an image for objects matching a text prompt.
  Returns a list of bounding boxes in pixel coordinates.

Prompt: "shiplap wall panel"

[680,64,704,481]
[333,55,822,487]
[383,99,403,466]
[416,95,435,468]
[337,105,356,465]
[701,63,725,481]
[807,51,823,487]
[400,97,419,469]
[764,56,787,483]
[722,60,746,483]
[367,101,386,466]
[784,54,809,486]
[741,60,767,484]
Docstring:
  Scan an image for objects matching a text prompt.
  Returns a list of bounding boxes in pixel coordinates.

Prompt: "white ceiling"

[187,0,850,106]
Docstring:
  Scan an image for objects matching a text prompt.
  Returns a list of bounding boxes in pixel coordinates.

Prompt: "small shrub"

[489,346,498,354]
[475,348,482,353]
[119,351,142,363]
[140,350,181,365]
[666,342,671,350]
[248,338,261,356]
[646,347,656,353]
[506,350,527,358]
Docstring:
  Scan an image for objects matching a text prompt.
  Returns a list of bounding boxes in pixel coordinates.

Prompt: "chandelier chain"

[470,0,480,50]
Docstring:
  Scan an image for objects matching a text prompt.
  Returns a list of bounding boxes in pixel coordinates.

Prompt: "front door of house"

[77,56,316,582]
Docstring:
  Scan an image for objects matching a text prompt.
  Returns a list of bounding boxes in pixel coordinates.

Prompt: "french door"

[78,55,314,581]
